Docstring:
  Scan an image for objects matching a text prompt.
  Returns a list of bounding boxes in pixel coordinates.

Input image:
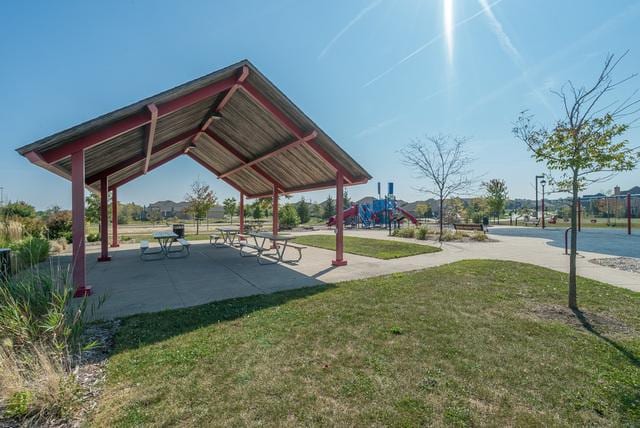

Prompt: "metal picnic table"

[152,230,178,254]
[241,232,300,264]
[216,227,240,246]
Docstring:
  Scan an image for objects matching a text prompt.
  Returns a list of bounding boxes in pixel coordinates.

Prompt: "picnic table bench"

[453,223,486,233]
[240,232,305,264]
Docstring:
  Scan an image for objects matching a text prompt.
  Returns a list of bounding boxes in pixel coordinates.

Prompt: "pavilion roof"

[16,60,370,198]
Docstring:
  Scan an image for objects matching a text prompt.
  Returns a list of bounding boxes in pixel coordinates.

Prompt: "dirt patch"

[532,304,634,335]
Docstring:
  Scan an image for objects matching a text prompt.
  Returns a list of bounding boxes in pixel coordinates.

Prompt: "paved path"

[70,227,638,319]
[286,229,640,292]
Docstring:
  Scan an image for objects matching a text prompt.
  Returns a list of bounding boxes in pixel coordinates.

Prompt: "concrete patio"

[51,228,639,320]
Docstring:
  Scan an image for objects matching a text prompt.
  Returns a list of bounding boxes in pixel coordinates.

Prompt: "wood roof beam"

[40,75,238,164]
[143,103,158,174]
[219,131,317,179]
[85,128,199,185]
[192,66,250,143]
[238,81,356,183]
[202,129,287,193]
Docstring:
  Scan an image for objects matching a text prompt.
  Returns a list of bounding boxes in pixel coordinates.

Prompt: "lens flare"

[444,0,454,63]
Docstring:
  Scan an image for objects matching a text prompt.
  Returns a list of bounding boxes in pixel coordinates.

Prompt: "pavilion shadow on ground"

[51,241,328,320]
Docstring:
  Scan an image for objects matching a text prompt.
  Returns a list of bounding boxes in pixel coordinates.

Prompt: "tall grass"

[9,236,49,273]
[0,265,99,423]
[1,220,23,244]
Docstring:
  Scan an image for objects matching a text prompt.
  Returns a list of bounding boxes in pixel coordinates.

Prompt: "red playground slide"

[397,207,419,225]
[327,205,358,226]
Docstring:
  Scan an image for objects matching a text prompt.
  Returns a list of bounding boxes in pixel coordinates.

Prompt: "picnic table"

[216,227,241,246]
[140,231,191,260]
[153,230,178,253]
[240,232,305,264]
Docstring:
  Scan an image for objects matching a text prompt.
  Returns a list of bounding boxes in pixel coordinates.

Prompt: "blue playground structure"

[327,182,418,228]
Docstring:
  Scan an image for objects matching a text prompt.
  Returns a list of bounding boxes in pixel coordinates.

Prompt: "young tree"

[321,195,335,219]
[415,203,432,219]
[513,52,640,309]
[85,194,101,225]
[251,202,263,220]
[296,197,310,224]
[185,179,217,234]
[278,204,301,229]
[223,197,237,224]
[400,135,474,240]
[483,179,508,224]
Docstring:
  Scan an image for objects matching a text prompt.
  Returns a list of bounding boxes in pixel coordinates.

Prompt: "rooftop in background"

[16,60,370,198]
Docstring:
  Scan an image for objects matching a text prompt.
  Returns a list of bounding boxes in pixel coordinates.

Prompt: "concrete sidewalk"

[67,227,638,319]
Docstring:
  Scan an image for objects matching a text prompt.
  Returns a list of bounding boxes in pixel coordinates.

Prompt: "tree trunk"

[196,219,200,235]
[439,194,444,241]
[569,170,579,309]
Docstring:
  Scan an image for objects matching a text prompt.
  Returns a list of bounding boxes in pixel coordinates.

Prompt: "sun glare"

[444,0,454,64]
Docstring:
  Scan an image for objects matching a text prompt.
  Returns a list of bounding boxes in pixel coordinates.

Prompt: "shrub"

[10,237,49,271]
[440,230,465,241]
[86,233,100,243]
[19,217,46,238]
[1,220,24,243]
[393,227,416,238]
[45,211,72,240]
[278,205,300,229]
[470,231,488,241]
[416,226,429,240]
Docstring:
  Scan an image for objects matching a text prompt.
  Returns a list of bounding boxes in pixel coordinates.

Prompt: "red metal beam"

[85,128,199,185]
[108,150,184,190]
[239,81,356,183]
[247,177,368,199]
[143,103,159,174]
[186,151,246,194]
[203,129,287,192]
[219,131,317,179]
[71,150,91,297]
[215,65,250,113]
[40,75,238,164]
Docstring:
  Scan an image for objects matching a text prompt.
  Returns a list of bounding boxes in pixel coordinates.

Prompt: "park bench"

[522,218,540,227]
[283,243,307,263]
[140,240,163,260]
[453,223,486,233]
[167,238,191,258]
[209,233,223,247]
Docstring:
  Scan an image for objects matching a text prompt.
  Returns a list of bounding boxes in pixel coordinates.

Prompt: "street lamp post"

[535,175,544,218]
[541,179,546,229]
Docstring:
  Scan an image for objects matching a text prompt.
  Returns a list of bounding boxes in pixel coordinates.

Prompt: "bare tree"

[400,135,474,240]
[514,52,640,309]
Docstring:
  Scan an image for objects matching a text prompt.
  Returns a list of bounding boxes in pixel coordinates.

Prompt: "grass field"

[91,260,640,426]
[294,235,441,259]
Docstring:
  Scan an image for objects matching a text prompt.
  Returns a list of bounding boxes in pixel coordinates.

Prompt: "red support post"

[97,177,111,262]
[239,193,245,234]
[111,188,119,247]
[71,150,91,297]
[628,193,632,235]
[272,185,278,236]
[332,171,347,266]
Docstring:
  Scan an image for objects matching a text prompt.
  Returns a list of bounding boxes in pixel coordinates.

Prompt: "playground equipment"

[579,192,639,234]
[327,182,419,229]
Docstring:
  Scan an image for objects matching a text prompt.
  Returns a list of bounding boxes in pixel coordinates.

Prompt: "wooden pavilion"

[16,60,370,296]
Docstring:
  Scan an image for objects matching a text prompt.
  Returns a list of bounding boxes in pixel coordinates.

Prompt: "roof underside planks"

[16,60,370,198]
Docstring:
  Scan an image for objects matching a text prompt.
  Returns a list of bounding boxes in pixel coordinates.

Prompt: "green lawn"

[294,234,441,259]
[91,260,639,426]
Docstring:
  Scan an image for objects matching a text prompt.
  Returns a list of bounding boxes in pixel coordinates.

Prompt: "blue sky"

[1,0,639,209]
